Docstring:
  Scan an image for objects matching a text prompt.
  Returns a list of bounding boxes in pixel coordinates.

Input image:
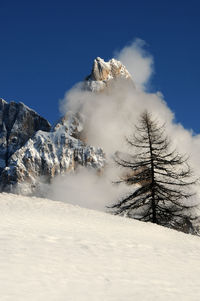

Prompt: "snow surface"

[1,193,200,301]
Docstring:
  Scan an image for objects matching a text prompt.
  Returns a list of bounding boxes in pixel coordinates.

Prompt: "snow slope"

[1,193,200,301]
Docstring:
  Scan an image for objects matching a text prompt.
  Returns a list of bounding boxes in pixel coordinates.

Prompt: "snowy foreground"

[1,194,200,301]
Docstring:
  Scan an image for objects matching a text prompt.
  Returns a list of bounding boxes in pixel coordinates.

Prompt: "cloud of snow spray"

[46,39,200,211]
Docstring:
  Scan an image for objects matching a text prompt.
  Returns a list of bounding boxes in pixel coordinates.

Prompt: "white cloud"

[116,38,154,90]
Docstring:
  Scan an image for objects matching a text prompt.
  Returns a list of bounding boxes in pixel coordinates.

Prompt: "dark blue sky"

[0,0,200,132]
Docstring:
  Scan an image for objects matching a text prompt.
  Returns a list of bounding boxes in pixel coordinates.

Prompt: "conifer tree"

[110,111,198,233]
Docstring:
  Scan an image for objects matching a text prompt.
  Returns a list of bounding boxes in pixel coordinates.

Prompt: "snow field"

[1,193,200,300]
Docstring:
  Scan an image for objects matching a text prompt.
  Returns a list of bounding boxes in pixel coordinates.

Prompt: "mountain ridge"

[0,57,132,194]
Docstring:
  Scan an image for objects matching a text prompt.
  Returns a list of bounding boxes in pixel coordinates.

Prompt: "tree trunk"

[146,117,157,224]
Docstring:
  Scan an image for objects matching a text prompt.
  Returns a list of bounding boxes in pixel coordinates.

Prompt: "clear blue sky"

[0,0,200,132]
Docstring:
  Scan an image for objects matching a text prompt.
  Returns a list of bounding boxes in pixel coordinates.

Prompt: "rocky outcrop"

[53,111,84,139]
[0,98,51,173]
[0,102,105,194]
[85,57,132,92]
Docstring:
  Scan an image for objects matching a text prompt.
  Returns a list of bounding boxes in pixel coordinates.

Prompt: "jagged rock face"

[85,57,132,92]
[1,123,105,194]
[53,111,84,139]
[0,102,105,194]
[0,98,51,173]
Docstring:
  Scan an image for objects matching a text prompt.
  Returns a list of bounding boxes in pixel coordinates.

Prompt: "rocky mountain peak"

[85,57,132,91]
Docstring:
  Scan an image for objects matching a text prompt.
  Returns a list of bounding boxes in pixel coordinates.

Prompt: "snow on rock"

[0,99,105,194]
[1,192,200,301]
[85,57,133,92]
[53,111,84,138]
[0,114,105,194]
[0,98,51,172]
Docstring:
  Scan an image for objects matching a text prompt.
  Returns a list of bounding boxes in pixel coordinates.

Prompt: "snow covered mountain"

[0,57,132,193]
[1,192,200,301]
[0,102,105,194]
[0,98,51,172]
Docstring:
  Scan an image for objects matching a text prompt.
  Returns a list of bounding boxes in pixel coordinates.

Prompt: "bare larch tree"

[110,111,198,234]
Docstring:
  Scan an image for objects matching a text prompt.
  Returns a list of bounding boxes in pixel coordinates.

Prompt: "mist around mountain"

[56,41,200,231]
[1,39,200,232]
[1,39,200,300]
